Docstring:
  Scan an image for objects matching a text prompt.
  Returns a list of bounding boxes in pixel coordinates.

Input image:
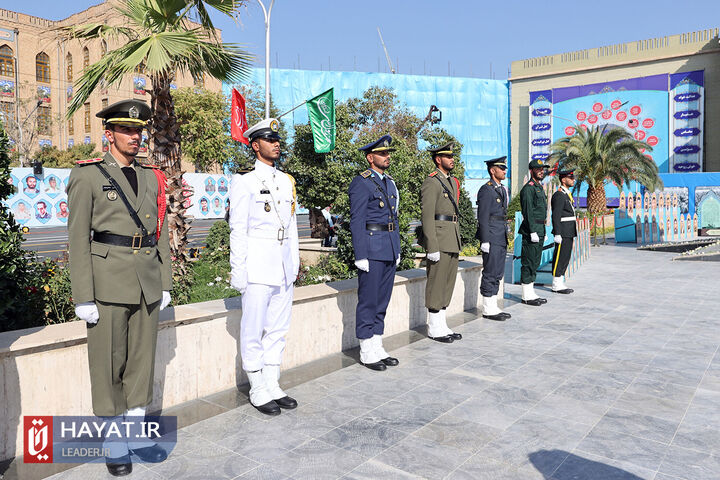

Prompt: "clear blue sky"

[16,0,720,79]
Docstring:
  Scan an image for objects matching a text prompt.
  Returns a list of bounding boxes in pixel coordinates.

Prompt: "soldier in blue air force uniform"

[349,135,401,371]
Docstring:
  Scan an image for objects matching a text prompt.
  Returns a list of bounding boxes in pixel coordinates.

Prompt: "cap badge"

[129,106,139,119]
[270,119,279,132]
[382,140,389,147]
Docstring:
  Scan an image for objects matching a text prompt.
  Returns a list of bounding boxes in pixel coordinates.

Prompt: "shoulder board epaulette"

[429,171,438,177]
[486,181,492,186]
[76,157,103,166]
[139,163,161,169]
[528,181,535,186]
[360,169,372,178]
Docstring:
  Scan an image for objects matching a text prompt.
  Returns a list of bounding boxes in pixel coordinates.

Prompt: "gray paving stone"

[373,433,473,480]
[550,450,656,480]
[411,412,501,453]
[317,417,408,458]
[150,444,258,479]
[657,446,720,480]
[576,427,669,471]
[593,408,680,444]
[341,459,423,479]
[267,439,365,480]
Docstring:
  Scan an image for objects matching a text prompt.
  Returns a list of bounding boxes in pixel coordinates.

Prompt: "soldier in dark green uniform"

[420,142,462,343]
[519,159,550,306]
[67,99,171,476]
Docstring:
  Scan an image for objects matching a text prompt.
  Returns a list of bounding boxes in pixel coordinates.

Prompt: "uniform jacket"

[229,160,300,287]
[348,169,400,262]
[67,152,172,305]
[420,169,461,253]
[476,179,508,246]
[551,187,578,238]
[519,180,548,237]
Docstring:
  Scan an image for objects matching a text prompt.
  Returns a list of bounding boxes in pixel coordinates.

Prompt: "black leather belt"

[534,219,546,224]
[366,223,395,232]
[93,231,157,249]
[435,214,458,222]
[490,215,506,220]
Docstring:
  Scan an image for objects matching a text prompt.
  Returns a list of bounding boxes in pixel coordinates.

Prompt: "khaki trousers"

[425,252,459,311]
[87,295,159,416]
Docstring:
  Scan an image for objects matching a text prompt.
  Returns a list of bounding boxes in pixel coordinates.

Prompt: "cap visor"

[106,118,147,127]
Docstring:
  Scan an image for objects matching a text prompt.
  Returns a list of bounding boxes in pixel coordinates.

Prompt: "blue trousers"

[356,259,395,339]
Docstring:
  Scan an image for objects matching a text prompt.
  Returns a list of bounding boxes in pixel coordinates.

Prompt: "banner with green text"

[306,88,335,153]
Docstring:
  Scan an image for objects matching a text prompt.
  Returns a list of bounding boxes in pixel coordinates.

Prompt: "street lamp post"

[255,0,275,119]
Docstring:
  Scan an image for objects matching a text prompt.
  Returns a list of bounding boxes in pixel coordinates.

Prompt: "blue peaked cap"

[358,135,396,153]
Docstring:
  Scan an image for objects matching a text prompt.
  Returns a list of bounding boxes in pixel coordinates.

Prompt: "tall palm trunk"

[149,71,193,303]
[587,183,607,246]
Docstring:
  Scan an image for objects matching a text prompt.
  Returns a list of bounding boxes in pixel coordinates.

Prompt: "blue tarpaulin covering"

[224,68,509,192]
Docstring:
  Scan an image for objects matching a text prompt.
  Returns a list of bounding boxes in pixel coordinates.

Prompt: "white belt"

[248,229,289,240]
[561,216,576,222]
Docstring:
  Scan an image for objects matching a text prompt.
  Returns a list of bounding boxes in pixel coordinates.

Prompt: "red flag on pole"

[231,88,249,144]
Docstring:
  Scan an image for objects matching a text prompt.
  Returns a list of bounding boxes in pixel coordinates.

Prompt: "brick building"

[0,1,222,163]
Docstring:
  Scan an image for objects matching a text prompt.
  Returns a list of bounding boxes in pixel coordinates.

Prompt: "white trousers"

[241,281,293,372]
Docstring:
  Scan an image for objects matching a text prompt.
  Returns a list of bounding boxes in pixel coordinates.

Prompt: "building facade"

[0,1,222,162]
[510,28,720,194]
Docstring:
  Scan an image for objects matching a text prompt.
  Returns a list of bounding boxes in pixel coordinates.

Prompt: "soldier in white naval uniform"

[229,118,300,415]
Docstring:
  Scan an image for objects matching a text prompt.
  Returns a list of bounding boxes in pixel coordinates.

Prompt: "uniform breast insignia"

[361,169,372,178]
[379,201,385,208]
[107,190,118,201]
[443,192,449,198]
[264,201,271,212]
[76,157,104,166]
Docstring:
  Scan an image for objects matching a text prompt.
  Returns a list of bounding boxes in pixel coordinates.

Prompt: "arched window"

[101,40,107,56]
[36,52,50,83]
[66,53,73,82]
[83,47,90,70]
[68,116,74,135]
[0,45,13,77]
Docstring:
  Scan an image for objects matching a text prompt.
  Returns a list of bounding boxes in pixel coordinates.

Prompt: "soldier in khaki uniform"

[420,142,463,343]
[67,100,171,476]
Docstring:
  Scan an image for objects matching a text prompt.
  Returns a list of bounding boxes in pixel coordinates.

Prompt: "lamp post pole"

[256,0,275,119]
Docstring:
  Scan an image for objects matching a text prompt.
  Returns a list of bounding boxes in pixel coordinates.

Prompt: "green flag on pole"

[306,88,335,153]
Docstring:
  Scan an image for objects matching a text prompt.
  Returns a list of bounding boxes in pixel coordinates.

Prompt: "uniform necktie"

[121,166,138,196]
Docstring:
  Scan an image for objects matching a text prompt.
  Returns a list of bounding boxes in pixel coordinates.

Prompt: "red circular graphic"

[576,111,587,121]
[564,126,575,135]
[634,130,646,141]
[647,136,659,146]
[580,124,588,130]
[611,100,622,110]
[616,111,627,122]
[642,118,654,129]
[628,118,639,129]
[592,102,603,113]
[588,114,598,124]
[630,105,641,116]
[602,110,612,120]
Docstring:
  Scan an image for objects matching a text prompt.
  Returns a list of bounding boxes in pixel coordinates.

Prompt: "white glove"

[160,291,171,310]
[554,235,562,244]
[231,271,248,294]
[355,259,370,272]
[75,302,99,324]
[530,232,540,243]
[480,242,490,254]
[426,251,440,262]
[396,256,400,266]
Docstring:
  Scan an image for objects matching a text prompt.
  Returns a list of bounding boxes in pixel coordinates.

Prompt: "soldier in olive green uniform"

[519,159,550,306]
[67,100,171,475]
[420,143,462,343]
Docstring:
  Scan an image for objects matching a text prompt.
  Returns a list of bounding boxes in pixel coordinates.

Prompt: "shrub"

[205,220,230,253]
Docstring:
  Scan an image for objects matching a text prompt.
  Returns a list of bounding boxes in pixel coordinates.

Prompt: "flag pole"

[256,0,275,119]
[278,100,307,119]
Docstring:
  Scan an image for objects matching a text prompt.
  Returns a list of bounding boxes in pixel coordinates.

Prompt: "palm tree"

[59,0,253,302]
[549,124,662,214]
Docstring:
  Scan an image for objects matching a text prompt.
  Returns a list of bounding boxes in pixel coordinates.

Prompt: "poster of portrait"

[2,168,72,227]
[183,173,232,219]
[0,79,14,97]
[133,76,146,95]
[37,85,51,103]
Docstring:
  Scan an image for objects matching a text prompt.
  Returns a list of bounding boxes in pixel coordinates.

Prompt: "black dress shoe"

[538,297,548,304]
[361,361,387,371]
[130,443,167,463]
[253,399,281,415]
[553,288,574,294]
[429,335,454,343]
[274,395,298,409]
[106,454,132,477]
[482,313,507,321]
[499,312,512,319]
[449,332,463,340]
[381,356,399,366]
[521,298,544,306]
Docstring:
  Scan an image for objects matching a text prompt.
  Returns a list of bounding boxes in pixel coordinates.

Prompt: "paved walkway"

[48,243,720,480]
